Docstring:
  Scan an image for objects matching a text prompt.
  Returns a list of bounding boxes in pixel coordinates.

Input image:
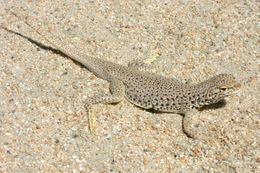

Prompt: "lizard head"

[202,73,241,105]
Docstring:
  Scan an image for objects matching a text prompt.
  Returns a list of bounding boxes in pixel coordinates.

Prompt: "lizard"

[1,10,241,139]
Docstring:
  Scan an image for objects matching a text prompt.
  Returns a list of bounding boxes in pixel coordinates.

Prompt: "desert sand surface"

[0,0,259,172]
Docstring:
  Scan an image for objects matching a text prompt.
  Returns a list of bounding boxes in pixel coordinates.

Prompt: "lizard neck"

[192,79,221,108]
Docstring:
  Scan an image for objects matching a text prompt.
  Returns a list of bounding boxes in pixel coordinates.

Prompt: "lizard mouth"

[225,87,241,96]
[222,82,242,96]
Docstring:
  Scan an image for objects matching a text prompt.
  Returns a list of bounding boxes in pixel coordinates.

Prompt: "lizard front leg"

[182,110,214,140]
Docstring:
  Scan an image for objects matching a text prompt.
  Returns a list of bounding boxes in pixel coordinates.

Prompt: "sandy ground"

[0,0,259,172]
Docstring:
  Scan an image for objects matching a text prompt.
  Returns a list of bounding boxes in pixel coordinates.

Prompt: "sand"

[0,0,259,172]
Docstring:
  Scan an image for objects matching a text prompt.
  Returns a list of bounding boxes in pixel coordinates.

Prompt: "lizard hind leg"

[127,54,161,74]
[85,79,125,133]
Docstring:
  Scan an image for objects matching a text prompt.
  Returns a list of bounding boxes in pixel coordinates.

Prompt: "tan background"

[0,0,259,172]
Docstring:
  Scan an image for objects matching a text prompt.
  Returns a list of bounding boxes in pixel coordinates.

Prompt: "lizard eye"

[219,86,227,91]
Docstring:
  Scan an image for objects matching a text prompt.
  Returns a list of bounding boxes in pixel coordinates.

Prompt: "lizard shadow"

[199,99,227,111]
[2,27,85,68]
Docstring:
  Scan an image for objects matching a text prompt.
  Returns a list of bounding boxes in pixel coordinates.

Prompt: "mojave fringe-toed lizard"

[1,9,241,139]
